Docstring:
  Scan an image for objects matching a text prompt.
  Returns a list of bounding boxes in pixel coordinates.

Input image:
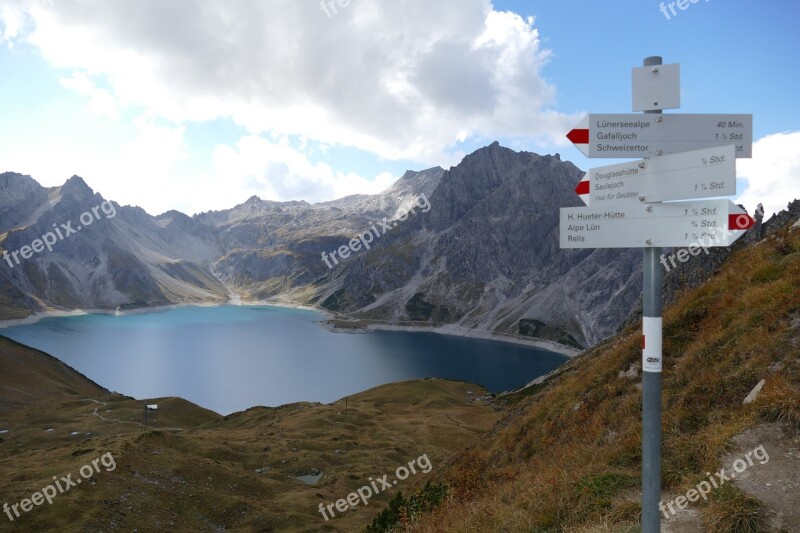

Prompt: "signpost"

[566,113,752,158]
[560,57,753,533]
[560,199,753,248]
[574,145,737,206]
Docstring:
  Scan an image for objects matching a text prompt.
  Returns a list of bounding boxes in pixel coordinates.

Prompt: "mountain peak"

[0,172,46,215]
[399,167,443,182]
[0,171,41,192]
[454,141,518,168]
[66,174,88,186]
[61,175,95,198]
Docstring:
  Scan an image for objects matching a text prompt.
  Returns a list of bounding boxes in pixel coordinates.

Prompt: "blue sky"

[0,0,798,217]
[501,0,800,134]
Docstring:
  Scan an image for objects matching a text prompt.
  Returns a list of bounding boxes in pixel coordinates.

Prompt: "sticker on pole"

[642,317,663,373]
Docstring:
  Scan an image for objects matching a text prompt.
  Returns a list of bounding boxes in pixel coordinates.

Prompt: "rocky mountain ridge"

[2,143,789,347]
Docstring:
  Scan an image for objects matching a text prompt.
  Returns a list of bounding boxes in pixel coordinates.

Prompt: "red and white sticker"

[642,317,662,373]
[728,213,755,230]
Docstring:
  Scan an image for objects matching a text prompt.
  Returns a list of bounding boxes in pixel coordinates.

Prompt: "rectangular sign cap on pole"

[632,63,680,112]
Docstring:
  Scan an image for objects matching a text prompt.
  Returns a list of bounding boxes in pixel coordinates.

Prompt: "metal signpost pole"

[641,54,663,533]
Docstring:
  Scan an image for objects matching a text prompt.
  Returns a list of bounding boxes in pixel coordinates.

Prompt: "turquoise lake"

[0,305,568,415]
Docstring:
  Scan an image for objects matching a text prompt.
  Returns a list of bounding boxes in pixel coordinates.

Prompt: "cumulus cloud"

[1,0,572,165]
[737,131,800,219]
[0,118,190,215]
[59,71,120,118]
[0,3,24,43]
[211,136,398,207]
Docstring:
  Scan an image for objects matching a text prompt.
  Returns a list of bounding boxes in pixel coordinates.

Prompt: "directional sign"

[574,145,737,206]
[560,199,754,249]
[566,114,752,158]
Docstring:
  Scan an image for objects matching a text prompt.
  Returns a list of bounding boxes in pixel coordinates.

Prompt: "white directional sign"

[560,199,754,249]
[566,114,752,158]
[575,145,737,206]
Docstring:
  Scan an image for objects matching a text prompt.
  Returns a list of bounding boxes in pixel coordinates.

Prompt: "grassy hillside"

[401,226,800,531]
[0,335,499,532]
[0,336,109,409]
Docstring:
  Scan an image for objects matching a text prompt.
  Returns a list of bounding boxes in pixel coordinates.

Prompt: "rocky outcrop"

[313,143,643,346]
[0,174,228,311]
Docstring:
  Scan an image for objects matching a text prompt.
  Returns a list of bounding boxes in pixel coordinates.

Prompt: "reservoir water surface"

[1,305,568,415]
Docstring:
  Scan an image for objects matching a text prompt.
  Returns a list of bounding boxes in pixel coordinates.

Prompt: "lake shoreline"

[248,299,581,358]
[0,298,327,329]
[0,299,581,358]
[0,301,227,329]
[320,321,581,358]
[1,302,575,414]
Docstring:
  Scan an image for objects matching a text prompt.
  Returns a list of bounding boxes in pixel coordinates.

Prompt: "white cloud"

[1,0,572,165]
[737,131,800,219]
[0,118,190,216]
[0,0,48,43]
[211,136,398,207]
[59,71,120,118]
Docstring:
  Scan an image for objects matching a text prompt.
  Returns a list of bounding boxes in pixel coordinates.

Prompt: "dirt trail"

[660,421,800,532]
[82,398,140,426]
[661,498,705,532]
[81,399,183,431]
[723,422,800,532]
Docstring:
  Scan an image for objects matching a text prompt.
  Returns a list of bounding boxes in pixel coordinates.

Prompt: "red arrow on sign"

[567,128,589,144]
[566,116,590,157]
[574,175,590,205]
[728,213,755,230]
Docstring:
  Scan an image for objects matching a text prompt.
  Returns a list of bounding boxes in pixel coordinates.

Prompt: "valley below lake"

[0,305,568,415]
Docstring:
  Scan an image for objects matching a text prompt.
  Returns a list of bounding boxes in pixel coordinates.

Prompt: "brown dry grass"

[409,228,800,532]
[0,338,499,532]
